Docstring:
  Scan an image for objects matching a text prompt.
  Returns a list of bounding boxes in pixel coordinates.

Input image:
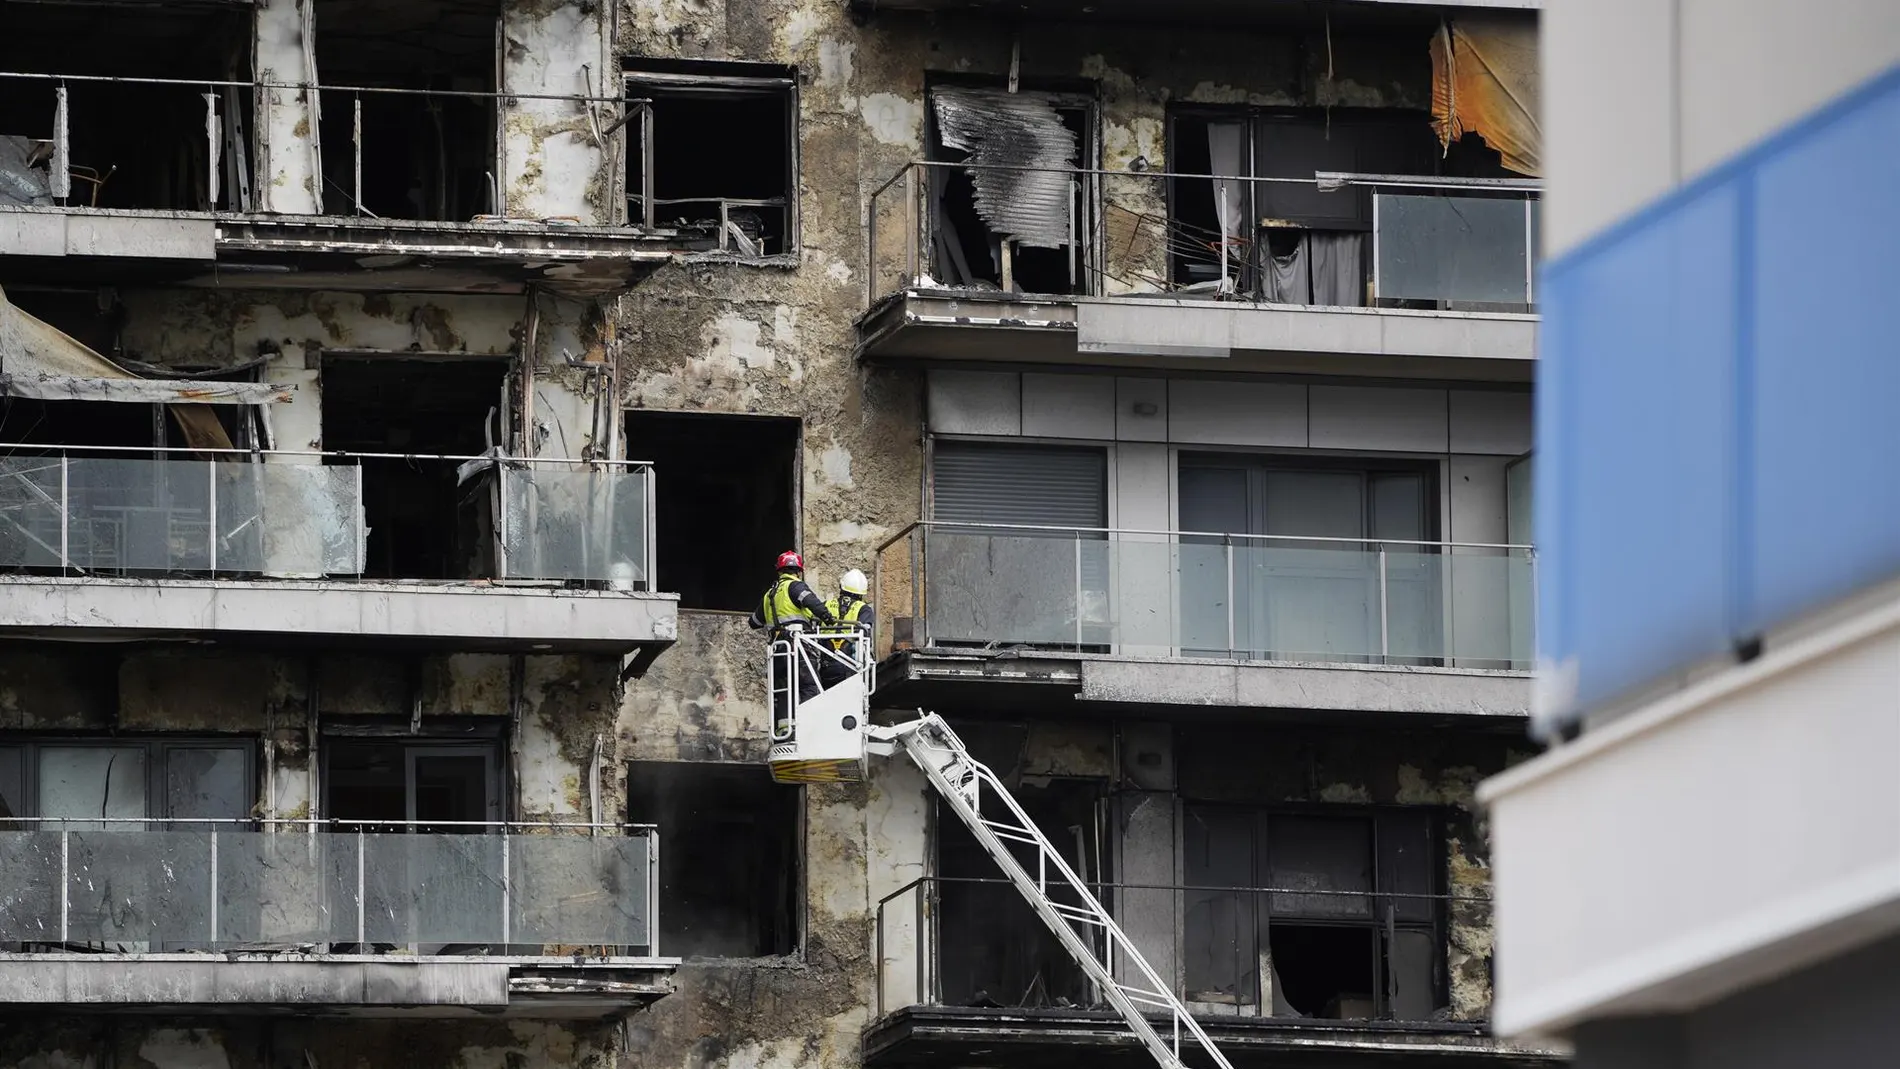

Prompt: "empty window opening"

[926,83,1096,296]
[935,742,1102,1009]
[625,62,795,255]
[626,760,800,958]
[0,2,252,210]
[320,355,509,580]
[1182,805,1442,1021]
[323,738,501,832]
[624,410,797,611]
[315,0,497,220]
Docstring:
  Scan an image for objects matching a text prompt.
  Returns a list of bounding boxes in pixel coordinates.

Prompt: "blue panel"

[1541,186,1740,714]
[1747,75,1900,633]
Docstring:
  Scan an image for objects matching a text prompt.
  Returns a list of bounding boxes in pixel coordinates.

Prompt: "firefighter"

[818,568,876,690]
[748,550,834,728]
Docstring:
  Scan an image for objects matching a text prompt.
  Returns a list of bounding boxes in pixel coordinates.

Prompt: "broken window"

[314,0,499,220]
[926,82,1097,296]
[624,61,796,255]
[626,760,799,958]
[624,410,797,612]
[0,739,252,826]
[934,724,1103,1008]
[0,1,253,210]
[1166,108,1439,303]
[320,354,510,580]
[1182,805,1443,1021]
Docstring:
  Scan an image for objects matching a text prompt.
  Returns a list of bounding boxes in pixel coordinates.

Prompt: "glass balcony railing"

[875,523,1535,669]
[0,447,655,587]
[0,819,657,956]
[866,160,1540,313]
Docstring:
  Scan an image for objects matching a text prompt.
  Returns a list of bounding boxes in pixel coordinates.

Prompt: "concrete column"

[867,755,932,1010]
[500,1,610,223]
[1113,722,1177,993]
[255,0,322,215]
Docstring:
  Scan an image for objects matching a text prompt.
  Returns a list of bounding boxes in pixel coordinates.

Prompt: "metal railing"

[874,521,1536,669]
[0,69,625,219]
[0,444,656,586]
[0,818,659,958]
[875,874,1490,1023]
[866,159,1540,312]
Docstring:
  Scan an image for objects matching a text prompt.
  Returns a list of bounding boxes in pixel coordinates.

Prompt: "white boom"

[766,632,1232,1069]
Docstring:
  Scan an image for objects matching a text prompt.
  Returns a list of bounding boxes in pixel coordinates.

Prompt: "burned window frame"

[1181,801,1447,1021]
[621,61,800,255]
[0,736,257,825]
[921,75,1105,297]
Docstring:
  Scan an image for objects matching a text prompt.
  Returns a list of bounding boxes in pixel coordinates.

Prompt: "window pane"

[1389,929,1438,1020]
[1377,809,1437,924]
[1182,807,1258,1005]
[1268,815,1371,918]
[1262,470,1364,540]
[39,747,147,827]
[164,747,249,821]
[0,746,23,821]
[1369,472,1426,543]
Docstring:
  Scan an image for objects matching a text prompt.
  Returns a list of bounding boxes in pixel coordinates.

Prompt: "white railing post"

[495,466,510,580]
[208,828,219,945]
[207,461,218,573]
[58,454,69,569]
[1225,535,1236,656]
[1073,532,1084,648]
[647,828,660,958]
[58,827,70,942]
[356,825,367,946]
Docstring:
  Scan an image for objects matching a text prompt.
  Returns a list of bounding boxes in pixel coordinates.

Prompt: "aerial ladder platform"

[766,631,1234,1069]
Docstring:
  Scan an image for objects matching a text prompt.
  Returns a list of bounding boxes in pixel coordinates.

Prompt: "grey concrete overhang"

[873,649,1531,726]
[0,575,679,657]
[856,289,1535,384]
[863,1006,1568,1069]
[0,954,676,1019]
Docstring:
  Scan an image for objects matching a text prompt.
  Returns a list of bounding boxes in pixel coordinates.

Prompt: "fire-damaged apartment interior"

[0,0,1558,1067]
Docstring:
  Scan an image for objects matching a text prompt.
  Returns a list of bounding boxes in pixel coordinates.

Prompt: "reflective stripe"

[821,598,866,650]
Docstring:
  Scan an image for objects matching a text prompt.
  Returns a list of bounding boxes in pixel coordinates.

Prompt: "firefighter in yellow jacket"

[818,568,876,690]
[748,550,835,726]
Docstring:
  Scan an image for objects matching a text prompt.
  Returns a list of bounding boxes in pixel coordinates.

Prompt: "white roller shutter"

[931,442,1107,528]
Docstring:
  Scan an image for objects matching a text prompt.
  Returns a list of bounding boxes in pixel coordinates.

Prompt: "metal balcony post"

[647,829,661,957]
[207,461,218,573]
[1074,532,1084,648]
[1524,197,1536,305]
[59,454,69,570]
[58,828,69,942]
[904,165,919,283]
[1224,535,1235,656]
[208,828,219,945]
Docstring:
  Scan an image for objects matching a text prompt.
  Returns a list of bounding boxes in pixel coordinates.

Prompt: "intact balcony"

[0,818,670,1017]
[857,162,1539,383]
[872,523,1534,721]
[0,447,677,659]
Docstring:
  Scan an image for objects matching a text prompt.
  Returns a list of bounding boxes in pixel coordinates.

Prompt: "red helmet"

[775,550,804,571]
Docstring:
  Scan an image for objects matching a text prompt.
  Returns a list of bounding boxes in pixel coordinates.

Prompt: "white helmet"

[840,568,869,596]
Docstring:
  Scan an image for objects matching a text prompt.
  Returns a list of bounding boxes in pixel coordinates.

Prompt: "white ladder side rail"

[871,713,1234,1069]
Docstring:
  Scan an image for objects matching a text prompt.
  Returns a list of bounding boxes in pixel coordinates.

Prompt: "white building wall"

[1542,0,1900,256]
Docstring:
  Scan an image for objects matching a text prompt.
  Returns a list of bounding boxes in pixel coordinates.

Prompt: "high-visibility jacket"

[761,573,817,630]
[820,597,867,651]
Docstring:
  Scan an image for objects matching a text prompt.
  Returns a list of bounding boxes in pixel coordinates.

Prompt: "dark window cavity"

[626,760,800,958]
[624,410,798,612]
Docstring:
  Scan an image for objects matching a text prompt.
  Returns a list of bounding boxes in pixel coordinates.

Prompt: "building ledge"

[863,1006,1567,1068]
[1480,582,1900,1038]
[856,289,1535,383]
[0,575,679,656]
[0,954,676,1019]
[873,648,1530,724]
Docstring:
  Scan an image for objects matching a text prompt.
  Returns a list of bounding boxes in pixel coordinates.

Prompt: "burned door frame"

[922,76,1104,296]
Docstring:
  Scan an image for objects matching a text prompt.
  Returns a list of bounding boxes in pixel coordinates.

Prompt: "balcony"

[869,876,1559,1069]
[0,71,671,295]
[858,162,1539,383]
[0,819,669,1017]
[872,523,1534,720]
[0,448,677,657]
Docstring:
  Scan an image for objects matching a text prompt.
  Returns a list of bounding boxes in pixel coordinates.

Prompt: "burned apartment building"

[0,0,1554,1067]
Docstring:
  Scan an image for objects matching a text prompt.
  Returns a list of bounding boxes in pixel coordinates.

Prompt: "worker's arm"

[791,580,835,624]
[747,601,766,630]
[857,604,877,635]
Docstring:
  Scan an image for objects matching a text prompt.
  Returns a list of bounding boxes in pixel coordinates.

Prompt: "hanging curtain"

[1206,122,1247,288]
[1309,232,1365,307]
[1430,13,1543,176]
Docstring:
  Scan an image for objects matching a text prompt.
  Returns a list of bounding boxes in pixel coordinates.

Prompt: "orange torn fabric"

[1430,13,1542,177]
